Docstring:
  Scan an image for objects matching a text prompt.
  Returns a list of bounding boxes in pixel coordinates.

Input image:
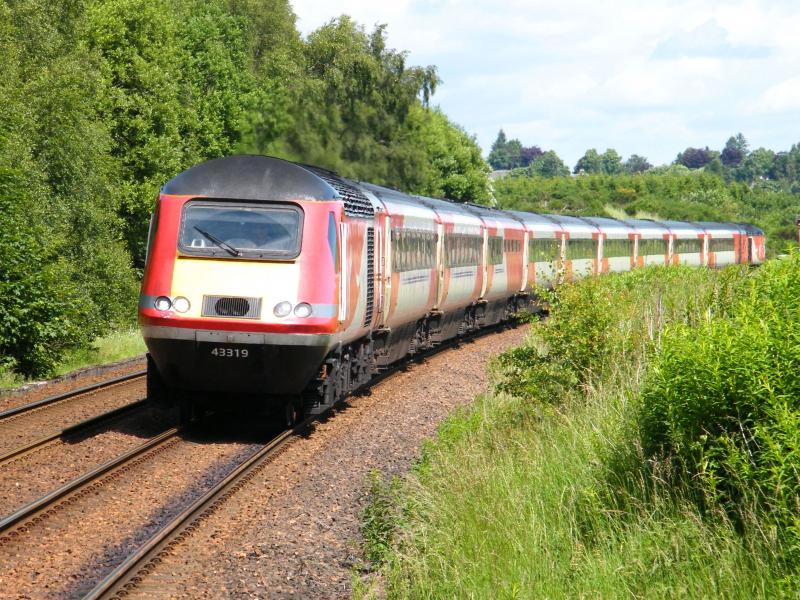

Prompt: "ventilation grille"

[304,166,375,218]
[202,295,262,319]
[364,227,375,327]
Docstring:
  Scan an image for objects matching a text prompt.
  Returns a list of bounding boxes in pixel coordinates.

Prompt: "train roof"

[163,155,378,217]
[164,155,764,237]
[580,216,634,237]
[546,215,599,237]
[624,219,671,236]
[693,221,743,235]
[656,219,705,237]
[414,195,485,228]
[507,211,563,234]
[162,155,338,202]
[462,203,525,230]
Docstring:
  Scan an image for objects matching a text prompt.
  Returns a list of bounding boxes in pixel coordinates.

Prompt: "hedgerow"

[637,252,800,571]
[366,262,800,597]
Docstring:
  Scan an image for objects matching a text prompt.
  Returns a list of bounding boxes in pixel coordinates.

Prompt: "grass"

[0,327,145,390]
[603,203,661,221]
[369,391,779,599]
[359,263,796,598]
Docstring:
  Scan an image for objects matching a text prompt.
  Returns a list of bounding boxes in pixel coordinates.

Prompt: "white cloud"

[754,77,800,113]
[290,0,800,166]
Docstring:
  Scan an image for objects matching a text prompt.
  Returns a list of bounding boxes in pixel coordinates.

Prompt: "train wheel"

[179,397,196,427]
[283,398,304,428]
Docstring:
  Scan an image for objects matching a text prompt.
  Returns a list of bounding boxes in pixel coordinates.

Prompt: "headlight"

[172,297,190,313]
[294,302,313,318]
[273,301,292,317]
[154,296,172,311]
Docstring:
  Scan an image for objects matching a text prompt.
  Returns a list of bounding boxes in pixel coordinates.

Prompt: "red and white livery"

[139,155,766,420]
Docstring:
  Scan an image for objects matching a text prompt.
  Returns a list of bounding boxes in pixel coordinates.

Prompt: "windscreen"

[179,201,302,259]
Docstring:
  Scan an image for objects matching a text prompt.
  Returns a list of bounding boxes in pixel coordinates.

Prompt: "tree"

[705,157,724,176]
[488,129,524,170]
[623,154,652,174]
[601,149,623,175]
[574,148,603,174]
[720,133,748,168]
[520,145,543,167]
[530,151,570,177]
[409,107,490,203]
[735,147,775,183]
[676,146,715,169]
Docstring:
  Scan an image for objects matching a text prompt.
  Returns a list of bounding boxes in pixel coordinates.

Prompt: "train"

[138,155,765,423]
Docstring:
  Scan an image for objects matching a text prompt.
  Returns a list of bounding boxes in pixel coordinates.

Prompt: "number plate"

[208,346,250,359]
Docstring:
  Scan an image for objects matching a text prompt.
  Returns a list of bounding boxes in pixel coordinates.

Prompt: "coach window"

[638,238,667,256]
[674,238,702,254]
[710,237,735,252]
[567,239,596,260]
[529,238,559,263]
[489,236,503,265]
[603,238,632,258]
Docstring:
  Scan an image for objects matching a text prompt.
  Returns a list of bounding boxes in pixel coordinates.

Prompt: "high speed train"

[138,155,765,422]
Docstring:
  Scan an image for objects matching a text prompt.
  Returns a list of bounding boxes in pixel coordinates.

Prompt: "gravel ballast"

[131,325,529,598]
[0,405,173,518]
[0,378,147,457]
[0,422,267,599]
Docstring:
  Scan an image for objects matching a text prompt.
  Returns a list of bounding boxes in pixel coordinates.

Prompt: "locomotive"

[138,155,765,422]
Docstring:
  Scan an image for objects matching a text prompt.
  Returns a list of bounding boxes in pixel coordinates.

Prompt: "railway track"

[0,428,180,541]
[0,370,146,422]
[0,399,150,467]
[84,325,516,599]
[85,420,306,599]
[1,324,520,598]
[0,371,148,465]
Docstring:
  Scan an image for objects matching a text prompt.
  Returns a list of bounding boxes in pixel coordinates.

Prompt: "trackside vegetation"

[0,0,488,380]
[358,255,800,598]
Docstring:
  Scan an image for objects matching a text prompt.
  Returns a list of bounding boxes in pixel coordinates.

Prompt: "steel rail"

[0,399,149,466]
[83,416,312,600]
[0,370,146,421]
[0,428,180,538]
[83,323,521,600]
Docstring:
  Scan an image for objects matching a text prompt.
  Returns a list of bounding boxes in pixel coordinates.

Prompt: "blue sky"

[291,0,800,168]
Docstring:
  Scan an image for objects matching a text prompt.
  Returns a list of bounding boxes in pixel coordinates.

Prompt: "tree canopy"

[0,0,489,378]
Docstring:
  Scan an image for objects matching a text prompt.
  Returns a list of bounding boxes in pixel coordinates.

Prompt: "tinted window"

[603,238,632,258]
[180,201,302,259]
[638,238,667,256]
[528,238,560,263]
[567,239,597,260]
[674,238,702,254]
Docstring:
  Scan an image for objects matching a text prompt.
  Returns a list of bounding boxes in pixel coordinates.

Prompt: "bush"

[637,252,800,568]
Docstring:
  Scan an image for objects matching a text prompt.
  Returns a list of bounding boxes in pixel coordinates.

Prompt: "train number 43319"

[210,347,249,358]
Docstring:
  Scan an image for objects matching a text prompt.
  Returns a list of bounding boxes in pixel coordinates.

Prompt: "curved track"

[84,324,516,599]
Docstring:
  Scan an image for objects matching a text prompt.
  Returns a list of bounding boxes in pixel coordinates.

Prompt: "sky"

[290,0,800,168]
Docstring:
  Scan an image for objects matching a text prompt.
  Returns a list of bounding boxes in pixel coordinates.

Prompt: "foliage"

[0,2,489,379]
[636,252,800,571]
[0,0,137,376]
[363,265,787,598]
[574,148,624,175]
[677,146,717,169]
[487,129,544,170]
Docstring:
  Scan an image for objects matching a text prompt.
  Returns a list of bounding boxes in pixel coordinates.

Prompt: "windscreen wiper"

[193,226,241,257]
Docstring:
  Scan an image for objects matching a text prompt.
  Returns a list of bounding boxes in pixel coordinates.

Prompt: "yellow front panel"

[171,257,299,321]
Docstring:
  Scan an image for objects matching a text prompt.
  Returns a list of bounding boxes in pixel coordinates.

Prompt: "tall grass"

[360,261,798,598]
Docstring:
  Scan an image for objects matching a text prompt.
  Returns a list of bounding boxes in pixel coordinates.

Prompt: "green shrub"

[636,252,800,570]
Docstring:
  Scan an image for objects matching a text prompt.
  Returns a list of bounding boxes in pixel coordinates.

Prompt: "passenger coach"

[139,155,765,422]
